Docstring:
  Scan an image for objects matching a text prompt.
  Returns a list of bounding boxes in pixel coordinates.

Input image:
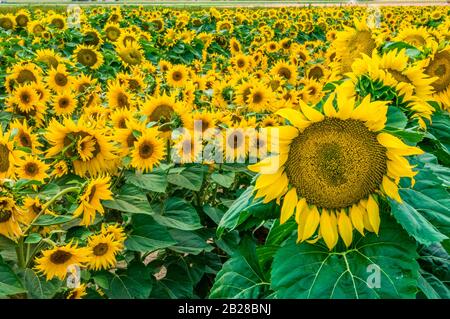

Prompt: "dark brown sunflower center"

[19,132,32,148]
[54,73,68,87]
[59,98,70,109]
[285,118,387,209]
[308,66,324,80]
[426,51,450,93]
[278,67,292,80]
[121,49,142,66]
[93,243,109,256]
[84,32,100,46]
[150,104,174,131]
[172,71,183,81]
[0,210,12,223]
[139,142,154,159]
[17,70,36,84]
[20,92,31,104]
[16,14,29,27]
[252,92,264,104]
[237,59,246,68]
[77,49,98,67]
[50,250,73,264]
[88,185,97,203]
[126,133,136,147]
[117,93,129,108]
[0,144,11,173]
[24,162,38,176]
[106,27,120,41]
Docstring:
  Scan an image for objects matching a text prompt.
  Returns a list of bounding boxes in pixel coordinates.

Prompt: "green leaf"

[417,243,450,299]
[168,229,213,255]
[103,184,153,215]
[167,165,205,191]
[0,257,26,297]
[125,170,168,193]
[386,105,408,129]
[271,213,419,298]
[418,271,450,299]
[152,197,202,231]
[125,215,176,253]
[211,171,235,188]
[389,190,448,246]
[23,269,61,299]
[24,233,42,244]
[203,205,225,225]
[32,215,73,226]
[209,239,269,298]
[217,187,264,237]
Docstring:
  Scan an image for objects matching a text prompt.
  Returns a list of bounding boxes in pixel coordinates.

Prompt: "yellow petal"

[350,204,365,235]
[300,100,325,122]
[295,197,307,223]
[336,87,355,120]
[366,195,380,234]
[377,133,424,155]
[254,170,284,190]
[275,109,310,129]
[382,175,402,203]
[280,188,298,224]
[322,93,337,117]
[302,205,320,241]
[338,211,353,247]
[320,210,338,250]
[387,159,416,180]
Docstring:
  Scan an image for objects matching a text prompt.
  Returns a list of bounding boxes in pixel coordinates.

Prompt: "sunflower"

[106,81,133,109]
[0,130,19,179]
[14,10,30,28]
[394,26,434,48]
[271,61,297,84]
[87,234,121,271]
[9,63,41,88]
[187,111,217,137]
[246,82,275,112]
[0,196,23,240]
[48,14,66,30]
[230,37,242,55]
[110,108,135,129]
[424,46,450,104]
[116,41,145,67]
[73,45,104,70]
[73,73,97,94]
[11,84,38,113]
[35,49,62,69]
[332,19,377,74]
[166,65,189,88]
[231,53,251,72]
[10,120,42,154]
[131,129,165,172]
[53,91,77,116]
[16,155,49,182]
[52,161,68,178]
[101,224,126,248]
[23,196,55,225]
[45,118,117,177]
[0,14,16,30]
[47,64,72,93]
[104,22,121,42]
[141,94,185,134]
[35,243,89,280]
[83,27,103,48]
[27,20,46,36]
[249,89,423,250]
[67,284,87,299]
[73,176,113,226]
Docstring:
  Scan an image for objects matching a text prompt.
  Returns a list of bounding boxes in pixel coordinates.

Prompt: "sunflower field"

[0,4,449,300]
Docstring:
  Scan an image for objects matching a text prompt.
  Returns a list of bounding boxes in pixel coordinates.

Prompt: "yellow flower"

[16,155,49,182]
[87,234,121,270]
[73,176,113,226]
[131,129,165,172]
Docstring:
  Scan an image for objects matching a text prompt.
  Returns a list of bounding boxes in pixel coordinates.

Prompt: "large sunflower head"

[35,243,89,280]
[130,129,165,172]
[73,45,104,70]
[47,64,72,93]
[10,120,42,154]
[424,47,450,104]
[0,196,23,240]
[53,91,77,116]
[116,40,145,68]
[166,65,189,88]
[16,155,49,182]
[141,94,185,134]
[249,88,423,250]
[87,234,121,271]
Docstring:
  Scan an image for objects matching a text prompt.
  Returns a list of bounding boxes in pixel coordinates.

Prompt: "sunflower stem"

[22,186,80,237]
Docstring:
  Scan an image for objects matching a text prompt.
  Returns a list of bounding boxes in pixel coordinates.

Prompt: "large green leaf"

[168,229,213,255]
[0,257,26,297]
[152,197,202,231]
[103,184,153,215]
[209,238,270,298]
[167,165,205,191]
[94,262,153,299]
[417,244,450,299]
[217,187,276,237]
[125,170,168,193]
[23,269,61,299]
[271,213,419,298]
[125,215,176,253]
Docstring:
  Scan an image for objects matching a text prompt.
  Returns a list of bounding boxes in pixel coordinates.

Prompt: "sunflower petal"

[382,175,402,203]
[350,204,365,235]
[366,195,380,235]
[275,109,310,129]
[338,211,353,247]
[320,210,338,250]
[302,205,320,241]
[280,188,298,224]
[299,100,324,122]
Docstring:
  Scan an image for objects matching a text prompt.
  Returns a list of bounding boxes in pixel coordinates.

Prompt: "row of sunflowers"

[0,5,449,299]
